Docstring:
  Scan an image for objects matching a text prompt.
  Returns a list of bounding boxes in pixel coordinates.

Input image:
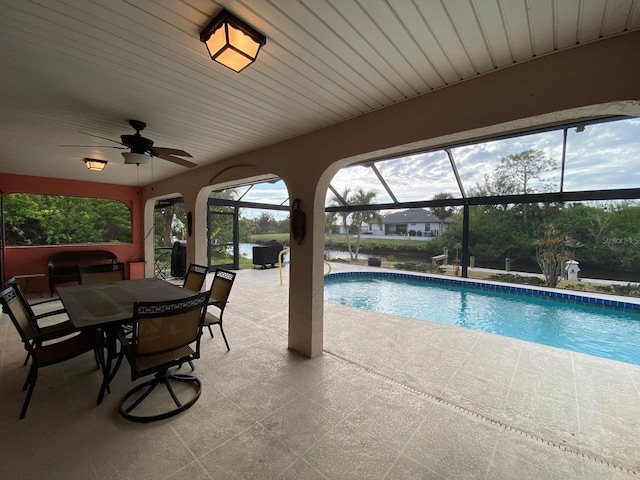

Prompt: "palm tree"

[324,211,338,238]
[351,188,381,260]
[330,188,353,259]
[431,192,454,237]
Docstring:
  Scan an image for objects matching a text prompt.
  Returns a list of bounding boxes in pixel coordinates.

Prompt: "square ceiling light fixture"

[200,9,266,73]
[84,158,107,171]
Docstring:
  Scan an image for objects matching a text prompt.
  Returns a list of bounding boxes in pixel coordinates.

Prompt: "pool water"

[325,275,640,366]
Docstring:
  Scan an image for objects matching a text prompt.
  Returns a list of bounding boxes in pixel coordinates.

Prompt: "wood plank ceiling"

[1,0,638,186]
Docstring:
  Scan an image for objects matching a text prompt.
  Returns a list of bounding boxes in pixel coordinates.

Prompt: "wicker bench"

[48,250,119,296]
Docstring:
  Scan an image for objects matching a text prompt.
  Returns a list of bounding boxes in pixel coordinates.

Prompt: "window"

[4,193,132,245]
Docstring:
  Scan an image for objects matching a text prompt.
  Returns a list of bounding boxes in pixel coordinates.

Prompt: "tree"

[494,149,556,225]
[350,188,381,260]
[256,212,277,234]
[5,193,131,245]
[154,200,185,247]
[328,187,381,261]
[325,211,338,237]
[331,187,354,259]
[534,223,582,287]
[443,205,532,264]
[472,149,556,225]
[431,192,454,237]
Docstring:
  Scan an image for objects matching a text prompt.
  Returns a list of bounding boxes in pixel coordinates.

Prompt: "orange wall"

[1,173,144,292]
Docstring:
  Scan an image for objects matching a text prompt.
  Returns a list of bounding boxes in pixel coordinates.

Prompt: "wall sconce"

[84,158,107,171]
[200,9,266,73]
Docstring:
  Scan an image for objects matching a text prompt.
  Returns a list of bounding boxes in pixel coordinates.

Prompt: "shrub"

[488,273,546,286]
[394,262,443,274]
[594,283,640,297]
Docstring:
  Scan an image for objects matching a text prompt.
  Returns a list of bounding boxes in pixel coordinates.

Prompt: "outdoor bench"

[48,250,119,296]
[431,253,448,266]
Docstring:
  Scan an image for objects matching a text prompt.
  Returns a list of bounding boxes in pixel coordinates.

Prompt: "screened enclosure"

[155,116,640,283]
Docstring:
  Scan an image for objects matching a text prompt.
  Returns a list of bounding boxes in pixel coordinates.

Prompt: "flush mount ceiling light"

[200,9,266,73]
[84,158,107,171]
[122,152,151,165]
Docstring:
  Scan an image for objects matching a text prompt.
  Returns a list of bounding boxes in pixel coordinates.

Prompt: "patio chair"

[117,292,209,423]
[204,268,236,350]
[79,262,126,285]
[182,263,207,292]
[79,262,132,338]
[0,286,102,419]
[8,279,76,366]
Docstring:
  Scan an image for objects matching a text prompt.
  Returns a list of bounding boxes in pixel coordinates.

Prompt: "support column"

[287,193,324,358]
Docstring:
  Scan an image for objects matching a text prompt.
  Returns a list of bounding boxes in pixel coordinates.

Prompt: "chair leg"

[23,350,31,366]
[207,324,214,339]
[122,377,161,414]
[20,366,38,419]
[219,324,230,351]
[93,347,101,370]
[177,361,195,371]
[119,372,201,423]
[23,369,31,391]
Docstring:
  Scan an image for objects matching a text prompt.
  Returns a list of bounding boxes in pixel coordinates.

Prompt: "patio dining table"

[57,277,195,404]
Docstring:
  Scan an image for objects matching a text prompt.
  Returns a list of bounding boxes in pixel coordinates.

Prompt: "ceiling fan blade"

[152,152,198,168]
[79,131,127,146]
[152,147,193,158]
[58,144,127,149]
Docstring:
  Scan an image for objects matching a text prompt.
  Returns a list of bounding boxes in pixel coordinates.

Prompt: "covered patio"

[1,264,638,478]
[1,1,639,358]
[1,2,640,478]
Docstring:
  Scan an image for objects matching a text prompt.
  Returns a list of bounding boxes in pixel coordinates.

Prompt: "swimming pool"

[324,272,640,366]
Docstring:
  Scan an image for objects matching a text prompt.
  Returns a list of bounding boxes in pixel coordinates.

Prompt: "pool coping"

[325,270,640,314]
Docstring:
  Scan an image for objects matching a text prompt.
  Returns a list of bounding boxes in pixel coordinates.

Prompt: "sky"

[233,117,640,218]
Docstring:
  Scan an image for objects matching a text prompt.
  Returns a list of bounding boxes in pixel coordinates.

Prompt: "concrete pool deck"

[1,263,639,479]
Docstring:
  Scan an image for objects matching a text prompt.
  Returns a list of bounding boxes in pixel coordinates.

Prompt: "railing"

[278,249,289,285]
[278,248,332,285]
[154,247,172,279]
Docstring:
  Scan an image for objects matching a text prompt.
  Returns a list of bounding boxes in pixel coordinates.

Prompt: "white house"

[377,209,453,237]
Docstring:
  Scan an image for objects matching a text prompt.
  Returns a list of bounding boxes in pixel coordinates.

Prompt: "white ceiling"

[1,0,639,187]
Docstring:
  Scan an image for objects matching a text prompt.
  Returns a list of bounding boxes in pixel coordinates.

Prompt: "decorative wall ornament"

[291,199,306,245]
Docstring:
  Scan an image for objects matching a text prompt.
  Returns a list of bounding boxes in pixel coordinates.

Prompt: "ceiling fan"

[59,119,197,168]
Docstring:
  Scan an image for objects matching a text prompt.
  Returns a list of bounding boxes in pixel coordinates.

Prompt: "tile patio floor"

[1,263,639,479]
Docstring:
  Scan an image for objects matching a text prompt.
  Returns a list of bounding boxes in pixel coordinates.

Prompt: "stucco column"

[286,188,325,357]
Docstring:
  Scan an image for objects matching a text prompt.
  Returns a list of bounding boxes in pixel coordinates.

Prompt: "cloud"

[233,117,639,215]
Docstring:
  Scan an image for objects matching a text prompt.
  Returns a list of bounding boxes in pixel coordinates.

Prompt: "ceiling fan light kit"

[84,158,107,171]
[122,152,150,165]
[200,9,266,73]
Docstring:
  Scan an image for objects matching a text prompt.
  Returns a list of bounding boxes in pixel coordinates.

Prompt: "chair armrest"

[30,297,63,307]
[29,298,68,320]
[26,329,74,344]
[208,298,229,305]
[33,308,68,321]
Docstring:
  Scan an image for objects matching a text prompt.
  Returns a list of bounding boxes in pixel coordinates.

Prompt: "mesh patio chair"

[182,263,208,292]
[0,286,102,419]
[79,262,126,285]
[8,280,76,366]
[116,292,209,423]
[204,268,236,351]
[8,276,68,319]
[78,262,129,339]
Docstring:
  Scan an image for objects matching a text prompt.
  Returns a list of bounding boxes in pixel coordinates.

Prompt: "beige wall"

[143,32,640,357]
